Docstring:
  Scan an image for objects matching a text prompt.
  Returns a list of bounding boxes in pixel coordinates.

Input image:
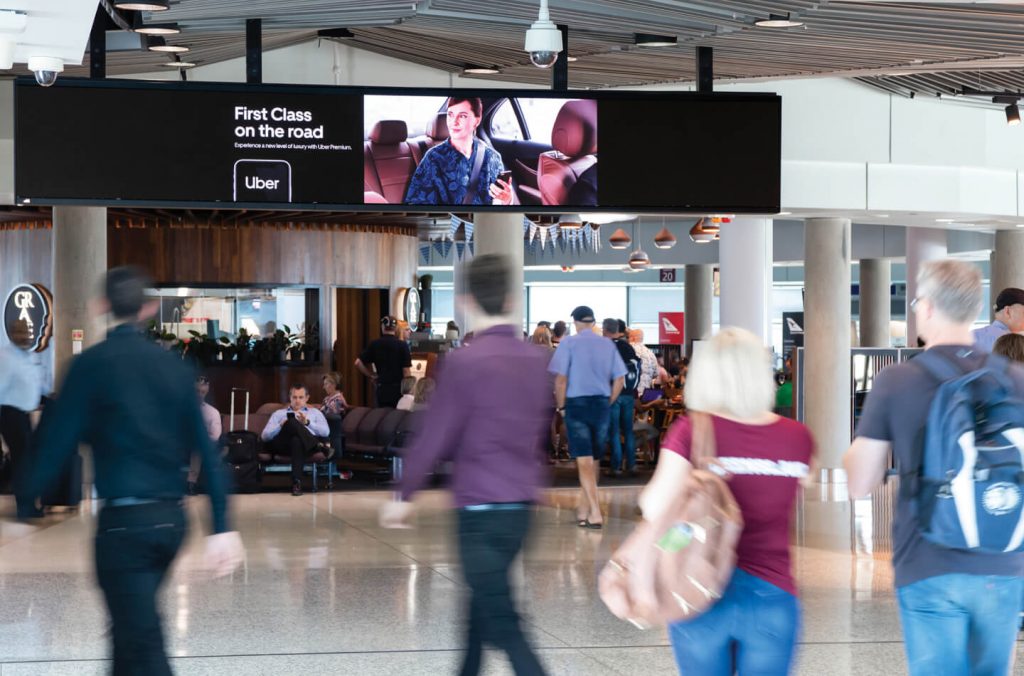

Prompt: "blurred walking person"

[381,254,551,676]
[22,267,244,676]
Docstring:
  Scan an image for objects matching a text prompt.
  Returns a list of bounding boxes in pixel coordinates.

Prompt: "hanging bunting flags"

[433,239,446,257]
[463,218,474,241]
[558,234,568,253]
[420,244,431,263]
[523,216,533,234]
[442,240,453,259]
[455,241,466,260]
[539,225,548,249]
[468,241,475,256]
[528,223,538,244]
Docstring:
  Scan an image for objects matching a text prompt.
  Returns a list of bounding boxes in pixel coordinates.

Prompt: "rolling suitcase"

[226,388,262,493]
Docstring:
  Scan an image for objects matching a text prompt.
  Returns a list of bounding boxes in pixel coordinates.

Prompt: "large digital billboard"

[15,79,781,213]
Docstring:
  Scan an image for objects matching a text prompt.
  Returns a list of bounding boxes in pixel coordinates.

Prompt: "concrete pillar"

[795,217,855,552]
[859,258,891,347]
[905,228,947,346]
[991,230,1024,321]
[719,217,772,343]
[52,206,107,386]
[471,213,525,332]
[804,217,852,475]
[684,264,713,356]
[452,249,471,335]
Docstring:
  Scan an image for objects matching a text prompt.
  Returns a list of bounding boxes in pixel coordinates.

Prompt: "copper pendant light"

[653,225,677,249]
[609,227,631,249]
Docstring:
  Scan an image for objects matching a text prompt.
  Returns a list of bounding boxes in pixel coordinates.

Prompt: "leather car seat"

[364,120,418,204]
[537,100,598,206]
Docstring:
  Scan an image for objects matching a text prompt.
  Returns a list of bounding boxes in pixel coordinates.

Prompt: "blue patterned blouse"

[404,138,505,206]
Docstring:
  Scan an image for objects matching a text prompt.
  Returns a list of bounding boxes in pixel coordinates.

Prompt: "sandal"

[579,519,603,530]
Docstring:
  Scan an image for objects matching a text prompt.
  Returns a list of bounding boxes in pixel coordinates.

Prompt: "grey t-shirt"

[856,344,1024,588]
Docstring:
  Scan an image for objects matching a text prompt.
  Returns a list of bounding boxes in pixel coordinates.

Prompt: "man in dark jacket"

[22,266,244,676]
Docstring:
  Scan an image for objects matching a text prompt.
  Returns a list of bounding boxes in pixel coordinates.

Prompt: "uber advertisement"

[14,80,781,213]
[15,82,364,206]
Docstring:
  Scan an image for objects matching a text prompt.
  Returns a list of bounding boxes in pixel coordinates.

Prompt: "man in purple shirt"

[381,254,550,676]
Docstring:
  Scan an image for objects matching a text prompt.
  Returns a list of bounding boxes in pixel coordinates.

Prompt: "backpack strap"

[912,348,969,383]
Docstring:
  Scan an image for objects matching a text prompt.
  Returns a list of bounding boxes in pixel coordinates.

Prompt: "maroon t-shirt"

[662,415,814,595]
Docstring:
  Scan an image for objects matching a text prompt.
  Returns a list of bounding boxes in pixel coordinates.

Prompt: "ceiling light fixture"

[628,248,651,270]
[689,217,721,244]
[463,66,501,75]
[1007,103,1021,126]
[558,214,585,230]
[567,55,578,62]
[147,37,189,53]
[135,22,181,35]
[114,0,169,10]
[755,13,803,28]
[653,226,677,249]
[161,60,196,68]
[608,227,632,249]
[525,0,562,69]
[635,33,677,47]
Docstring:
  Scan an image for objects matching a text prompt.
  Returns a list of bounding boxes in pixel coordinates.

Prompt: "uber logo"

[233,159,292,202]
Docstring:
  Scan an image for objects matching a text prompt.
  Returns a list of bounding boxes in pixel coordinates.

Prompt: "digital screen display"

[15,79,781,213]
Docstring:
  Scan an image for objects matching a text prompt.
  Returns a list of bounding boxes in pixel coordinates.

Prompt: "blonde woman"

[639,328,814,675]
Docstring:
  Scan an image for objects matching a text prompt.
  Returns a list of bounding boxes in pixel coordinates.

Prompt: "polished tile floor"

[0,486,1020,675]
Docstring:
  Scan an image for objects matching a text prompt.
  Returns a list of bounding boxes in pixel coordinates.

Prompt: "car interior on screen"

[363,96,598,207]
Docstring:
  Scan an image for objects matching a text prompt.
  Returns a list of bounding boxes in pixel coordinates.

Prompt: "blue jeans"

[669,569,800,676]
[897,573,1023,676]
[564,396,610,459]
[609,394,636,472]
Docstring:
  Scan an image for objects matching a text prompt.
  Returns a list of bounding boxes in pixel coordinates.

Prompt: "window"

[431,287,455,330]
[363,95,447,139]
[528,285,627,331]
[489,100,523,141]
[518,98,572,146]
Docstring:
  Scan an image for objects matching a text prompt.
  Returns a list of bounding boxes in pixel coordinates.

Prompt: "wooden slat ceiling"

[37,0,1024,101]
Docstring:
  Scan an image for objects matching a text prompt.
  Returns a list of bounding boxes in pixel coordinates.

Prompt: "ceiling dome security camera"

[525,0,562,69]
[27,56,63,87]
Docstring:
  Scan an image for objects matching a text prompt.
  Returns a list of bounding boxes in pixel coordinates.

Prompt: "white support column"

[718,217,772,343]
[52,206,107,386]
[859,258,892,347]
[684,264,713,357]
[471,213,525,332]
[905,228,947,346]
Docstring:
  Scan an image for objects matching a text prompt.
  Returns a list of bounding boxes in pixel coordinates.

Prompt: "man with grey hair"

[844,259,1024,676]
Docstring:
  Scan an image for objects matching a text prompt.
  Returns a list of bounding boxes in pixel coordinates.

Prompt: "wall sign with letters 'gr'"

[4,283,53,352]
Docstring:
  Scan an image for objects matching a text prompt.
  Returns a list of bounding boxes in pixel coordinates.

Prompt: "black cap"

[381,315,398,330]
[995,288,1024,312]
[571,306,595,323]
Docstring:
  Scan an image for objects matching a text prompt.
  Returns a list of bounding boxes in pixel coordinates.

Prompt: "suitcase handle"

[230,387,250,431]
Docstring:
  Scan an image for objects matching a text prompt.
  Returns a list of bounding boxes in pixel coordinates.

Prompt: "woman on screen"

[404,97,514,206]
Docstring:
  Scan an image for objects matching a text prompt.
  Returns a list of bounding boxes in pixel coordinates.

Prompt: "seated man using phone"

[261,384,329,496]
[404,96,515,206]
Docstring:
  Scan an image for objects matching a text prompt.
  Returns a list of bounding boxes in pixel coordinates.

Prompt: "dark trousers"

[1,405,33,514]
[267,418,320,482]
[457,507,547,676]
[95,501,186,676]
[376,382,402,408]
